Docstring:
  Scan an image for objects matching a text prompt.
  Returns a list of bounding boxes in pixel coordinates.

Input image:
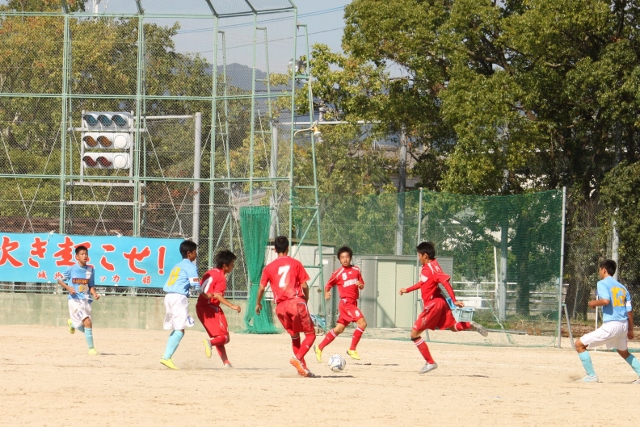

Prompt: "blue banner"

[0,233,184,288]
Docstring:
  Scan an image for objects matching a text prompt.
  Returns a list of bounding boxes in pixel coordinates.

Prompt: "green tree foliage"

[0,2,215,225]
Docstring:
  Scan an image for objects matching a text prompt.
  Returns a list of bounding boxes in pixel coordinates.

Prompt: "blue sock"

[84,328,94,349]
[625,354,640,376]
[163,330,184,360]
[579,351,596,376]
[78,324,85,333]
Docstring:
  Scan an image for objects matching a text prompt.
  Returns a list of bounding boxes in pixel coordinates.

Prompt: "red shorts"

[196,303,229,338]
[336,298,364,326]
[276,298,315,336]
[413,298,456,332]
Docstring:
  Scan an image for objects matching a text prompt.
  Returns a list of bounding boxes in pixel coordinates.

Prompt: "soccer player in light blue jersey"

[160,240,200,370]
[574,259,640,383]
[57,245,100,355]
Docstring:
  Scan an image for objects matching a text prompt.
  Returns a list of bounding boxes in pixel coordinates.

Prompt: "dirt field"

[1,325,638,426]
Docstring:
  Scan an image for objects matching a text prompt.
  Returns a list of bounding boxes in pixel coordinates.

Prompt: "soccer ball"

[328,354,346,372]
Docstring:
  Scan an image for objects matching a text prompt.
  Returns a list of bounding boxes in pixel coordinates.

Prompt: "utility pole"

[395,126,406,255]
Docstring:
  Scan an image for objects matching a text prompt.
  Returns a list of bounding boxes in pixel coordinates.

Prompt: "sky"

[81,0,354,74]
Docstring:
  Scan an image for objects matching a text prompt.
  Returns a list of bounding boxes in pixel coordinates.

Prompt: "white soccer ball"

[328,353,346,372]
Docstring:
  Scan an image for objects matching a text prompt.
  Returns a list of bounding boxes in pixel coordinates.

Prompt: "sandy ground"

[0,325,638,426]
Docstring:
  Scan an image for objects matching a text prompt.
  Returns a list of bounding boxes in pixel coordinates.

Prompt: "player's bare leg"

[347,318,367,360]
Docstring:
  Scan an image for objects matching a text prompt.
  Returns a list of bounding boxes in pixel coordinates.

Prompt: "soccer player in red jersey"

[313,246,367,362]
[256,236,316,377]
[196,250,242,368]
[400,241,488,374]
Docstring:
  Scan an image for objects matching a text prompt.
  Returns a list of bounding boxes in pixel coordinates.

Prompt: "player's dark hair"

[75,245,88,255]
[274,235,289,254]
[179,240,197,258]
[416,241,436,260]
[599,259,616,276]
[215,250,237,269]
[336,246,353,260]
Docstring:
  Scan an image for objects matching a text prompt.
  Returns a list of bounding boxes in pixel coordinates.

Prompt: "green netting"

[316,189,564,347]
[240,206,279,334]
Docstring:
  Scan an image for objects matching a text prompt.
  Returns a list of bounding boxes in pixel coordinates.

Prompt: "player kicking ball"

[256,236,316,378]
[314,246,367,362]
[57,245,100,355]
[196,250,242,368]
[400,241,488,374]
[574,259,640,383]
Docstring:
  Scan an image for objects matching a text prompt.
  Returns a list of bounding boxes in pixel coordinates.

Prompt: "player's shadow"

[460,374,489,378]
[315,374,355,378]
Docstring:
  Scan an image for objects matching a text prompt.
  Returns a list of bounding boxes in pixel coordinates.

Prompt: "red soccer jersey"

[197,268,227,307]
[406,259,456,303]
[260,256,310,304]
[325,265,364,301]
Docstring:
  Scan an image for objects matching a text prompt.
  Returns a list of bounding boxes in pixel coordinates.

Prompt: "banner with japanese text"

[0,233,184,287]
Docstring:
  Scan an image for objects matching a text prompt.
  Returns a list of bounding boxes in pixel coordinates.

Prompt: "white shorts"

[581,320,628,350]
[68,298,92,328]
[163,293,194,331]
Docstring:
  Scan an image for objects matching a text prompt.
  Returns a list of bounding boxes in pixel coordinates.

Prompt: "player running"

[57,245,100,355]
[160,240,200,370]
[574,259,640,383]
[256,236,316,377]
[400,241,488,374]
[314,246,367,362]
[196,250,242,368]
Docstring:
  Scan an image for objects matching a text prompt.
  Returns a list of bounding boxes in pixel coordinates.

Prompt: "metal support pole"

[193,112,202,244]
[269,125,279,240]
[395,126,406,255]
[556,186,567,347]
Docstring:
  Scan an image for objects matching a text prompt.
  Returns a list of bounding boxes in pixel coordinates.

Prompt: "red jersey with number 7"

[260,256,310,304]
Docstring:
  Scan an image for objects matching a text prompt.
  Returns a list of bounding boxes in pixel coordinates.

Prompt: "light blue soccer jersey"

[62,264,95,301]
[163,258,200,296]
[597,276,632,322]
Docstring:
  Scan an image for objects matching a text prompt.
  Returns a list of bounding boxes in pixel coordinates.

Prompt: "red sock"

[210,335,230,363]
[454,322,471,332]
[412,337,435,364]
[350,327,364,351]
[291,335,301,353]
[295,333,316,362]
[216,345,229,363]
[319,330,338,351]
[210,335,229,346]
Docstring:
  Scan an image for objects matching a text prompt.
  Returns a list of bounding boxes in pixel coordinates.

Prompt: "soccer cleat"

[88,348,97,355]
[203,339,212,359]
[576,374,599,383]
[160,358,179,370]
[631,378,640,384]
[223,362,233,368]
[314,345,322,363]
[346,349,361,360]
[290,357,310,377]
[419,362,438,374]
[470,321,489,337]
[68,319,75,334]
